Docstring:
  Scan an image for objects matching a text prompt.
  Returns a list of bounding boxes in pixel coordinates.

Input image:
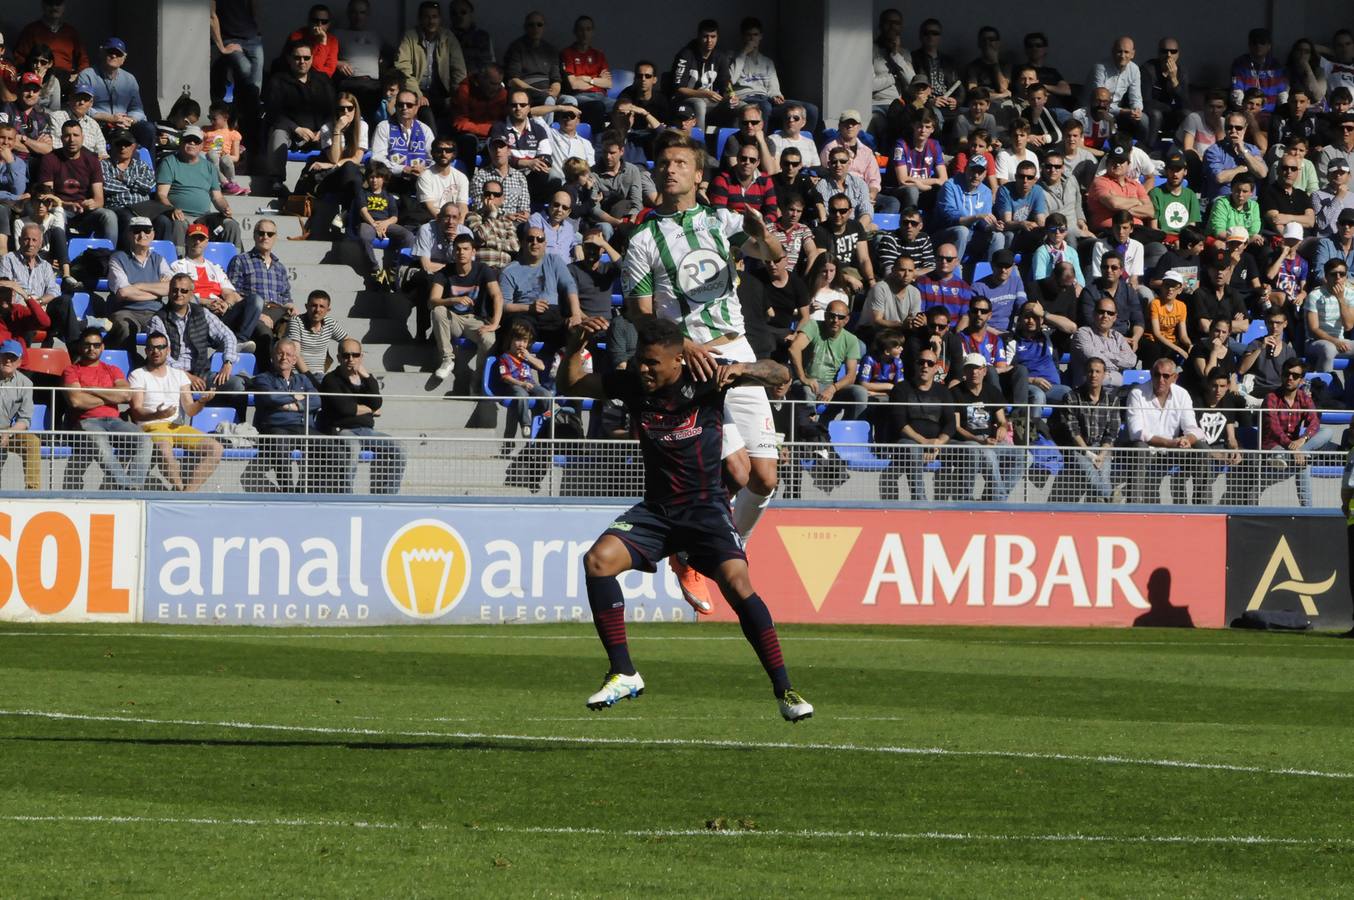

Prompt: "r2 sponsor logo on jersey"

[676,247,732,304]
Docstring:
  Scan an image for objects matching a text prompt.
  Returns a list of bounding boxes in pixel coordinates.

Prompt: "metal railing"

[0,386,1348,507]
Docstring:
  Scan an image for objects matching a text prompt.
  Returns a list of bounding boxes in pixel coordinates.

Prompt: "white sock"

[732,487,774,539]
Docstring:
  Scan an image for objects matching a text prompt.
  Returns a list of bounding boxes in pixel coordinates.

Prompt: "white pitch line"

[0,814,1343,848]
[1,708,1349,781]
[0,631,1278,649]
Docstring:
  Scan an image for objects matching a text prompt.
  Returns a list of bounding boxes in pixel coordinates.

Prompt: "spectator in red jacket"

[286,4,341,78]
[13,0,88,95]
[0,282,52,347]
[451,64,507,163]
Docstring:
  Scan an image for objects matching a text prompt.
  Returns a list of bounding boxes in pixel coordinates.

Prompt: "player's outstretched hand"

[567,316,610,352]
[715,363,744,389]
[683,339,718,381]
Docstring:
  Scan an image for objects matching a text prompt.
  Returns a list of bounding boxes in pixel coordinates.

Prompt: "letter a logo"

[1246,536,1336,616]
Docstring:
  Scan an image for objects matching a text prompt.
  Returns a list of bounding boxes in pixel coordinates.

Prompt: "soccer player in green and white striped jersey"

[622,129,786,612]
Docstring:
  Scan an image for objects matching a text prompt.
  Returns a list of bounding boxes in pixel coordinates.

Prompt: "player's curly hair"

[633,316,684,350]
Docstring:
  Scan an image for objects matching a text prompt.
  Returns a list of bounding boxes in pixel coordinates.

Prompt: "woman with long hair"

[801,253,850,327]
[1286,38,1328,107]
[297,91,369,240]
[24,44,62,112]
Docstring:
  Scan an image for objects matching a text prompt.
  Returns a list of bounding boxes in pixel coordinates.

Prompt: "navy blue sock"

[732,592,791,697]
[587,575,635,676]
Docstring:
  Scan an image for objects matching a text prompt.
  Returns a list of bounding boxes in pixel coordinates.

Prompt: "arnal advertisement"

[1225,515,1352,628]
[718,509,1229,627]
[141,501,694,625]
[0,500,143,622]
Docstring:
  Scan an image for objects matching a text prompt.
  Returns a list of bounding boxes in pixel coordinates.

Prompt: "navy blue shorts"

[604,501,747,576]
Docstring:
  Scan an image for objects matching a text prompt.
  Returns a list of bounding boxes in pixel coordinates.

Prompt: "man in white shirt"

[127,332,224,491]
[1088,36,1147,142]
[546,107,595,183]
[1124,357,1205,503]
[416,136,470,220]
[768,104,819,168]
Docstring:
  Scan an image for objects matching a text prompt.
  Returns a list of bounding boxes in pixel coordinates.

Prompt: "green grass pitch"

[0,623,1351,896]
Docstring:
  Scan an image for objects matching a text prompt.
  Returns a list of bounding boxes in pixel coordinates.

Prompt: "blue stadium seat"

[873,213,900,232]
[152,240,178,262]
[688,127,704,144]
[203,242,238,269]
[135,146,152,167]
[99,349,130,377]
[69,237,115,291]
[29,402,71,460]
[1029,436,1063,477]
[191,407,236,432]
[287,149,321,162]
[210,351,256,376]
[714,127,739,161]
[607,68,634,99]
[828,420,889,471]
[1242,318,1267,344]
[1121,369,1151,386]
[371,237,390,249]
[69,292,91,320]
[971,261,993,282]
[1336,358,1350,371]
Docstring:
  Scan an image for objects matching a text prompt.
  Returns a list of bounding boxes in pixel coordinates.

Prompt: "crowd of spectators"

[1,3,1354,503]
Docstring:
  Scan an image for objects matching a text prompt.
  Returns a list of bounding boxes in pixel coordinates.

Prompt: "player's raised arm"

[558,317,611,399]
[736,207,785,264]
[717,359,791,390]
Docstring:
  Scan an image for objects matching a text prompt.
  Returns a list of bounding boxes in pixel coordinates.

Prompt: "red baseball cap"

[19,72,41,87]
[186,223,210,238]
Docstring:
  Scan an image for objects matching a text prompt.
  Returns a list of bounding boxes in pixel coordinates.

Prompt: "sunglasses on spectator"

[1016,174,1036,181]
[972,306,992,314]
[550,201,572,210]
[1042,162,1063,169]
[509,101,529,108]
[787,114,803,120]
[81,341,103,349]
[182,136,203,144]
[525,235,546,244]
[828,158,849,165]
[130,225,153,233]
[825,312,849,321]
[434,146,455,154]
[338,104,354,111]
[784,160,802,168]
[637,72,656,79]
[738,155,759,164]
[147,343,169,351]
[1160,47,1179,54]
[255,229,276,237]
[1048,224,1068,232]
[937,254,957,262]
[311,16,330,24]
[339,351,362,359]
[918,358,938,366]
[1333,270,1349,277]
[1095,308,1116,316]
[830,207,851,215]
[1225,124,1246,131]
[744,119,762,126]
[397,101,418,108]
[483,190,503,197]
[293,54,313,61]
[1280,165,1299,172]
[1283,371,1304,379]
[1152,372,1177,379]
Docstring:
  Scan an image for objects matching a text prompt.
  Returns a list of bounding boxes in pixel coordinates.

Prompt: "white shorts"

[722,384,778,461]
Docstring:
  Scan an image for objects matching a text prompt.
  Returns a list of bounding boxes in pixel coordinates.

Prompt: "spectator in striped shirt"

[286,289,349,386]
[916,243,972,323]
[873,207,934,276]
[768,192,814,272]
[709,139,779,224]
[1231,29,1288,115]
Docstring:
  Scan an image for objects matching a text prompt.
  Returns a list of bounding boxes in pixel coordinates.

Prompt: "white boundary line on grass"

[2,708,1350,781]
[0,814,1345,847]
[0,631,1276,648]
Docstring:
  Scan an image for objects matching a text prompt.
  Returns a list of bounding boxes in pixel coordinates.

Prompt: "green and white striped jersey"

[622,205,751,345]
